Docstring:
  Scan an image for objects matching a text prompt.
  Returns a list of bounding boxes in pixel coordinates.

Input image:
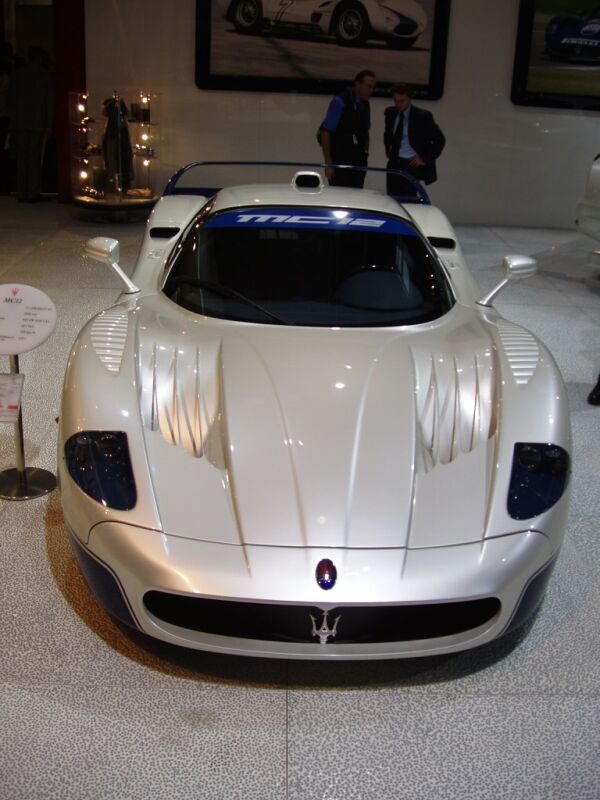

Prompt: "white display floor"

[0,197,599,799]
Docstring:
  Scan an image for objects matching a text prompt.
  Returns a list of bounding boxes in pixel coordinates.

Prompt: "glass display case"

[69,90,160,217]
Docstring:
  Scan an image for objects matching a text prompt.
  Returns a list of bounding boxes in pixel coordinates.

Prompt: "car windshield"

[162,206,455,327]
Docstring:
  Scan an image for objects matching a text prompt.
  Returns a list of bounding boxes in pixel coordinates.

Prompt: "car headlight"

[65,431,137,510]
[507,442,570,520]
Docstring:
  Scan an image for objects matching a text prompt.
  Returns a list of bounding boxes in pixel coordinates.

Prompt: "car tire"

[332,2,369,47]
[231,0,263,34]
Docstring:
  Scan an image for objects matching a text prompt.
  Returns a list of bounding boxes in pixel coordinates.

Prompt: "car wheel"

[388,34,419,50]
[231,0,263,33]
[333,3,369,47]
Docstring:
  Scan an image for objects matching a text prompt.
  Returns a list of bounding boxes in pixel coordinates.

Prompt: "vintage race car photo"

[217,0,427,48]
[545,6,600,62]
[58,164,571,660]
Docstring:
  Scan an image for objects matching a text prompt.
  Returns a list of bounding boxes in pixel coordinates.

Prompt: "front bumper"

[68,521,556,660]
[547,40,600,60]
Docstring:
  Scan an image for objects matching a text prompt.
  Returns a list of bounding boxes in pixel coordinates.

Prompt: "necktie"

[391,112,404,159]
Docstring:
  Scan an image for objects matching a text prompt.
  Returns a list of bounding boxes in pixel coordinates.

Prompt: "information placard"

[0,284,56,355]
[0,373,25,423]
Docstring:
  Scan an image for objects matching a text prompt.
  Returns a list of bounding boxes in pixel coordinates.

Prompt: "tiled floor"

[0,198,599,800]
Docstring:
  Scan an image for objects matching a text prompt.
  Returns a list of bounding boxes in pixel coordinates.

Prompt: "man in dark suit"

[384,83,445,200]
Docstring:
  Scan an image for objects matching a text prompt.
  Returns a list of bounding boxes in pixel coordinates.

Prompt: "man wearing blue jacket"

[320,70,376,189]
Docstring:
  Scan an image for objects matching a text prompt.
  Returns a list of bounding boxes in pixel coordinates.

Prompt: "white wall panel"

[85,0,599,227]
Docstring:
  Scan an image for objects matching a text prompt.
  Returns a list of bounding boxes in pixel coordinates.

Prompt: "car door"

[270,0,318,25]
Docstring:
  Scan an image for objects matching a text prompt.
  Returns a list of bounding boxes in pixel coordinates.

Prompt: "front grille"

[143,592,500,644]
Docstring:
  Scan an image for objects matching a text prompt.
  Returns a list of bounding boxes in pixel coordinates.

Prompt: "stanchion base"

[0,467,57,500]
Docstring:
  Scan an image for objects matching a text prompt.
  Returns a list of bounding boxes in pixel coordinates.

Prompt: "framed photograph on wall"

[512,0,600,110]
[196,0,451,99]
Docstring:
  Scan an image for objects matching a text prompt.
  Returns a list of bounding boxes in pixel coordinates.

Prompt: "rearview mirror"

[84,237,139,294]
[478,255,537,307]
[84,236,120,264]
[503,254,537,280]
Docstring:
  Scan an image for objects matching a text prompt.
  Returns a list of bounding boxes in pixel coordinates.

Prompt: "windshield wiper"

[166,277,291,325]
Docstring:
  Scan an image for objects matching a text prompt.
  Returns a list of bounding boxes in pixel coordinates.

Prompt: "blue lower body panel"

[69,532,139,629]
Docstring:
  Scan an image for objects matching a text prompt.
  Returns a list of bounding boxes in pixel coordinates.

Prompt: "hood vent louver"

[140,342,228,463]
[496,321,539,385]
[150,226,180,239]
[293,171,323,192]
[428,236,456,250]
[413,348,497,474]
[90,308,129,374]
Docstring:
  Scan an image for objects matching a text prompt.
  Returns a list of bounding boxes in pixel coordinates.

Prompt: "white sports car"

[217,0,427,48]
[58,165,571,660]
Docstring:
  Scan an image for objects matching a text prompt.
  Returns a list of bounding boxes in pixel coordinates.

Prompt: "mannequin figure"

[102,92,133,194]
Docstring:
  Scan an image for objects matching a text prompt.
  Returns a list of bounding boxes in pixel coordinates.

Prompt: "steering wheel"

[334,264,422,311]
[342,264,397,280]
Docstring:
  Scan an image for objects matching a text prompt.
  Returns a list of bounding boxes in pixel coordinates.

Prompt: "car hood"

[135,298,498,550]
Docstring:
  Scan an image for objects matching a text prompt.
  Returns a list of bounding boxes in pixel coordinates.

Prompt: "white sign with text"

[0,373,25,423]
[0,284,56,355]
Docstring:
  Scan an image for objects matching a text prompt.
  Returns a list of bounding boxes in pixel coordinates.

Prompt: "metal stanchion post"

[0,354,57,500]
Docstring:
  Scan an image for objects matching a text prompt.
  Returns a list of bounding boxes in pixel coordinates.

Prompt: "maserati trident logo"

[310,610,341,645]
[4,287,22,304]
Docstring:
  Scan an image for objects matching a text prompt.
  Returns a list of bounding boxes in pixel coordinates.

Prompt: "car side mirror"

[84,237,140,294]
[477,255,537,307]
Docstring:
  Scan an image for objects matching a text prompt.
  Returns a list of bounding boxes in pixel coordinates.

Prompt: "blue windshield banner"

[204,208,417,236]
